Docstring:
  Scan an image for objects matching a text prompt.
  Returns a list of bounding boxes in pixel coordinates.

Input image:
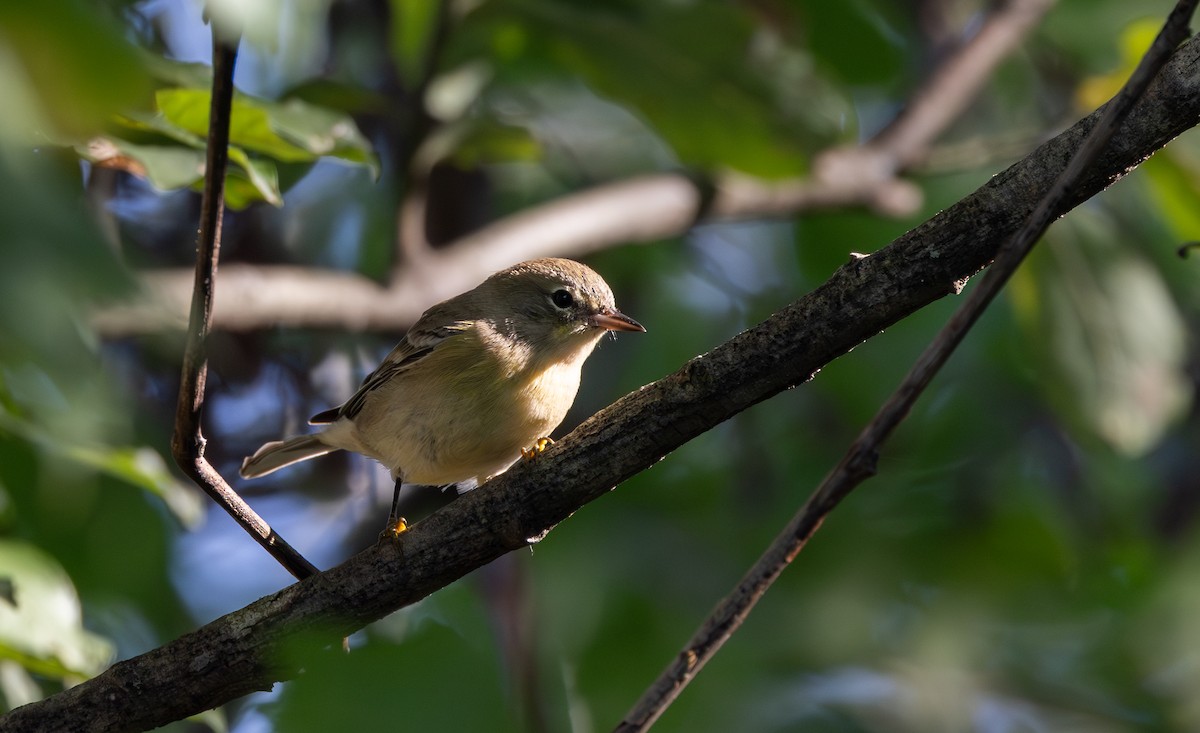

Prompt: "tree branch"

[616,1,1199,729]
[169,28,317,580]
[6,29,1200,732]
[91,0,1055,337]
[869,0,1056,169]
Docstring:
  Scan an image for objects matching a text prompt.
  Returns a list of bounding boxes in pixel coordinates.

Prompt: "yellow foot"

[521,437,554,460]
[378,516,409,543]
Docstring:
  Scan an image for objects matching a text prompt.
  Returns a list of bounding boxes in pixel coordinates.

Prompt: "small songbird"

[240,257,644,528]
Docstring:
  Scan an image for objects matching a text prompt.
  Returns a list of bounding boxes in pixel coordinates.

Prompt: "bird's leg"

[521,437,554,460]
[380,477,408,542]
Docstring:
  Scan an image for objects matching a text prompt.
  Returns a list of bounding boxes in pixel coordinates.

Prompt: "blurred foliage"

[3,0,1200,733]
[73,58,379,209]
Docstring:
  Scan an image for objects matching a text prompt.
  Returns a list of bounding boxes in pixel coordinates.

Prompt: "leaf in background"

[140,51,216,90]
[0,0,152,138]
[0,405,202,529]
[226,146,284,207]
[1011,213,1191,455]
[791,0,909,86]
[390,0,442,86]
[78,133,282,209]
[1075,18,1161,111]
[259,97,379,175]
[1141,151,1200,243]
[0,540,114,681]
[60,90,381,229]
[271,603,523,731]
[79,138,206,191]
[456,0,831,177]
[157,89,315,162]
[444,119,541,168]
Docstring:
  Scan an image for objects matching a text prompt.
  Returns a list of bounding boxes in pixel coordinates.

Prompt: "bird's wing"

[308,320,472,424]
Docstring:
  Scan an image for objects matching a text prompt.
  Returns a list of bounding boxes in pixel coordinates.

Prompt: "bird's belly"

[349,361,581,485]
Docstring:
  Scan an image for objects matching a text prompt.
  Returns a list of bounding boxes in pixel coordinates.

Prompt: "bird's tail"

[240,435,338,478]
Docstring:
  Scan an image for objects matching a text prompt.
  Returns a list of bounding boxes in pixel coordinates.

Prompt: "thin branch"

[6,29,1200,730]
[869,0,1056,168]
[614,2,1199,731]
[90,0,1055,337]
[169,28,317,581]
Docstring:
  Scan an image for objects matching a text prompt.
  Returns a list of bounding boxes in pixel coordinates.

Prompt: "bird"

[239,257,644,531]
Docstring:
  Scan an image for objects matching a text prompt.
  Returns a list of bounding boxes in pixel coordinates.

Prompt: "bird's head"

[485,258,645,361]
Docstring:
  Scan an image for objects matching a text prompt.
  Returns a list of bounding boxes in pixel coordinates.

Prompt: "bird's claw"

[378,516,409,544]
[521,437,554,460]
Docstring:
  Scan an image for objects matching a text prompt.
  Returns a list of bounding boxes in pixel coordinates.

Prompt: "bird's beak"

[591,309,646,333]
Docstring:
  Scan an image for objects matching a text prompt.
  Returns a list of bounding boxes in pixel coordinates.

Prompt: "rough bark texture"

[4,32,1200,733]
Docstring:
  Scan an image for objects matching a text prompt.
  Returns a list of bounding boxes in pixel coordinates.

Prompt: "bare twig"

[614,3,1199,731]
[869,0,1056,169]
[169,28,317,581]
[91,0,1055,337]
[6,26,1200,730]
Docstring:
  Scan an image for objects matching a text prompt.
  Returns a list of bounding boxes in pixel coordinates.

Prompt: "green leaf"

[0,0,152,137]
[0,540,114,681]
[390,0,442,85]
[257,97,380,175]
[791,0,908,85]
[139,51,217,91]
[1141,151,1200,242]
[157,89,315,163]
[458,0,830,176]
[226,146,284,207]
[77,138,205,191]
[155,89,378,171]
[446,119,541,168]
[0,405,202,528]
[76,134,282,208]
[1012,213,1191,455]
[271,586,523,731]
[61,445,203,530]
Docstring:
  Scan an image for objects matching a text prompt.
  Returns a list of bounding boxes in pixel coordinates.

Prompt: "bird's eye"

[551,289,574,309]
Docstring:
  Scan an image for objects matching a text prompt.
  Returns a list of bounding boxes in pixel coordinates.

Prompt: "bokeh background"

[3,0,1200,731]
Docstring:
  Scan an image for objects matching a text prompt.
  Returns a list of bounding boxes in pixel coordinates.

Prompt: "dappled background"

[3,0,1200,731]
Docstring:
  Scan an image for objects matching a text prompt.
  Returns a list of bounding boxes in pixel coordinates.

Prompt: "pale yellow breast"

[337,326,593,485]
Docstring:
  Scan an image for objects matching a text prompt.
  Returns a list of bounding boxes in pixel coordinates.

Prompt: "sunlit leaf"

[226,146,284,207]
[1012,213,1191,455]
[1075,18,1161,111]
[157,89,314,163]
[0,540,113,681]
[257,97,379,175]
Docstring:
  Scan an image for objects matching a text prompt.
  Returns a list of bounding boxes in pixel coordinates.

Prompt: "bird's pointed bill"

[591,310,645,332]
